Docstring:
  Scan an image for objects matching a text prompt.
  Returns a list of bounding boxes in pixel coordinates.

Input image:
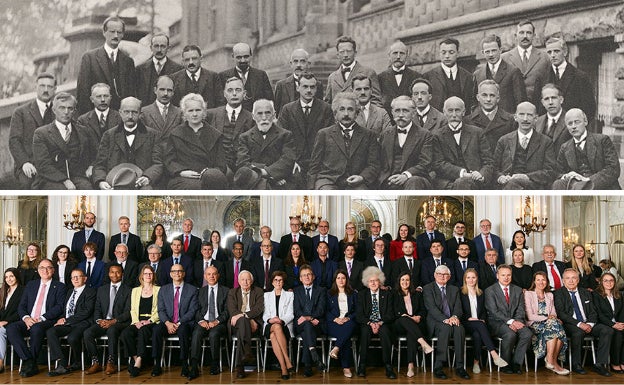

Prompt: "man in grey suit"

[494,102,555,189]
[432,96,494,189]
[465,80,515,151]
[535,83,570,155]
[274,49,323,115]
[325,36,381,106]
[353,74,392,136]
[9,72,56,189]
[553,109,621,190]
[411,78,447,131]
[139,75,183,140]
[484,264,533,374]
[151,264,199,377]
[423,265,469,379]
[170,45,222,108]
[135,33,183,106]
[378,41,422,116]
[76,83,123,142]
[225,218,254,261]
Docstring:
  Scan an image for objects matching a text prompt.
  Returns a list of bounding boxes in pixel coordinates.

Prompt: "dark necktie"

[303,105,310,116]
[174,257,179,265]
[306,287,311,300]
[67,289,77,317]
[230,109,236,124]
[371,293,381,322]
[161,105,168,121]
[394,69,404,75]
[110,51,115,64]
[428,233,433,241]
[43,103,53,123]
[397,128,407,134]
[418,113,426,127]
[491,264,496,274]
[342,129,352,150]
[521,50,528,72]
[124,129,135,137]
[504,286,509,304]
[554,66,560,83]
[122,233,127,244]
[341,67,350,81]
[208,287,216,321]
[575,140,585,150]
[462,260,467,271]
[570,291,584,322]
[264,259,270,290]
[106,285,117,319]
[440,286,451,318]
[86,261,92,279]
[99,113,106,131]
[173,286,180,323]
[408,258,413,271]
[378,259,383,270]
[191,73,197,83]
[155,61,162,74]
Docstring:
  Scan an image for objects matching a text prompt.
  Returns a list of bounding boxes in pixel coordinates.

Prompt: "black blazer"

[364,236,390,259]
[293,284,326,322]
[143,240,173,261]
[565,263,601,291]
[478,262,499,290]
[415,230,447,260]
[420,256,454,287]
[445,237,478,262]
[459,291,487,322]
[102,260,139,288]
[554,286,598,326]
[250,257,285,291]
[338,259,365,291]
[365,255,393,284]
[219,67,274,111]
[195,284,230,324]
[326,291,358,322]
[93,282,131,324]
[450,259,479,287]
[390,257,421,289]
[356,288,396,325]
[71,229,106,261]
[278,233,313,261]
[0,286,25,323]
[338,239,367,263]
[170,67,223,108]
[52,261,78,288]
[160,255,194,285]
[193,258,225,287]
[222,258,252,289]
[593,291,624,327]
[393,289,426,318]
[175,234,203,261]
[312,234,340,262]
[135,57,184,106]
[108,232,144,264]
[63,286,96,327]
[532,260,566,277]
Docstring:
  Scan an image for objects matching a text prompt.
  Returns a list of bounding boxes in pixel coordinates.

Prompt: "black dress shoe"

[287,366,295,374]
[303,367,313,377]
[210,366,220,375]
[433,368,448,379]
[0,366,5,374]
[281,373,290,380]
[181,364,189,377]
[128,366,140,377]
[151,365,162,376]
[237,365,246,378]
[48,365,68,376]
[611,367,624,374]
[357,365,366,377]
[187,365,199,380]
[456,368,470,379]
[501,365,515,374]
[593,365,612,377]
[385,365,397,379]
[572,364,587,374]
[21,365,39,378]
[512,363,522,374]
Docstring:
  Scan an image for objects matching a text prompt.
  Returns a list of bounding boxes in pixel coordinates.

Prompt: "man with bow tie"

[136,33,183,106]
[92,97,163,189]
[432,96,494,189]
[274,49,324,115]
[378,96,432,189]
[378,41,422,116]
[494,101,556,189]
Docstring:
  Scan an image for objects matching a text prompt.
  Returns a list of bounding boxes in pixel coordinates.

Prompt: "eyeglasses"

[170,270,184,274]
[143,272,154,276]
[273,278,283,282]
[71,275,85,279]
[38,266,53,271]
[300,273,313,277]
[436,273,451,276]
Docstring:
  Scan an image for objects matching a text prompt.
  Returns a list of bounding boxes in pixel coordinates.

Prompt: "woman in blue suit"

[326,269,357,377]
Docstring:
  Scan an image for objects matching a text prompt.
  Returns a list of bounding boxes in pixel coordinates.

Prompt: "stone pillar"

[614,33,624,128]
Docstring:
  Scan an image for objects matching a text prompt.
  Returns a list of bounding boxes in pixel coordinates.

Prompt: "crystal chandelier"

[289,196,322,234]
[150,196,185,235]
[63,196,96,231]
[419,196,452,230]
[516,196,548,235]
[2,221,24,247]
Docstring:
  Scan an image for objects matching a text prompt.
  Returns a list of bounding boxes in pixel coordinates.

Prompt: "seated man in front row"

[234,99,296,189]
[552,108,621,190]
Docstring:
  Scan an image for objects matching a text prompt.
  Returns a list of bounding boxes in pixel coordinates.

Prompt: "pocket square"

[584,300,590,303]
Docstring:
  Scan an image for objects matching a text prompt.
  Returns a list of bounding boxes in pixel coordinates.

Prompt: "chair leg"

[230,339,236,373]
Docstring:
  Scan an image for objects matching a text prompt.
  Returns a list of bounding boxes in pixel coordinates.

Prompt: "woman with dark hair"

[284,242,307,290]
[210,230,229,262]
[525,271,568,375]
[389,224,417,262]
[338,222,366,262]
[594,272,624,373]
[460,268,507,374]
[566,244,601,291]
[393,271,433,377]
[0,268,24,372]
[263,271,294,380]
[143,224,172,261]
[51,244,77,286]
[510,248,533,290]
[17,242,44,284]
[504,230,534,265]
[326,269,357,377]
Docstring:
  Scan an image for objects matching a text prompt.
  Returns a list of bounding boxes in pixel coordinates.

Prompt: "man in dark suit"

[77,242,106,289]
[484,265,533,374]
[249,226,280,263]
[92,97,163,190]
[219,42,274,111]
[420,240,454,286]
[193,242,225,287]
[390,240,421,289]
[378,96,432,189]
[311,220,340,261]
[433,96,494,189]
[554,268,613,376]
[170,45,222,108]
[446,221,478,262]
[423,37,475,114]
[226,270,264,378]
[356,266,396,379]
[553,108,621,190]
[160,239,194,285]
[535,83,570,156]
[293,265,327,377]
[531,244,566,290]
[494,102,556,189]
[83,264,131,375]
[339,243,365,291]
[473,219,506,264]
[544,36,596,120]
[364,220,389,259]
[416,215,447,260]
[235,99,296,189]
[175,218,203,261]
[473,34,526,113]
[151,265,199,377]
[32,92,94,190]
[353,75,393,136]
[76,16,136,114]
[274,49,323,115]
[76,83,123,143]
[223,242,252,289]
[310,241,338,289]
[250,240,285,291]
[325,36,381,106]
[478,248,501,290]
[278,217,314,260]
[71,211,106,262]
[451,242,480,287]
[102,244,138,285]
[225,218,254,261]
[139,75,183,140]
[465,79,515,151]
[501,20,550,105]
[423,264,469,379]
[7,259,65,377]
[277,72,334,188]
[46,268,96,376]
[143,244,168,286]
[9,72,56,189]
[108,216,143,264]
[136,33,183,106]
[411,78,447,132]
[189,265,229,378]
[379,41,422,116]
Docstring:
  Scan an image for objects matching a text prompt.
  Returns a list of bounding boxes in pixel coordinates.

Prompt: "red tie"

[184,235,189,252]
[173,286,180,323]
[33,283,47,319]
[504,286,509,304]
[550,264,562,289]
[485,235,492,249]
[293,234,298,243]
[234,260,240,288]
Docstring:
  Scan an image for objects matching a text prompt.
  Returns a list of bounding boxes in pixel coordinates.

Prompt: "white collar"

[153,57,167,66]
[518,129,534,142]
[225,104,242,115]
[489,58,502,72]
[574,131,588,144]
[300,99,314,108]
[517,45,533,57]
[417,105,431,116]
[440,63,458,75]
[186,68,201,79]
[547,108,563,121]
[155,100,169,111]
[553,61,567,75]
[341,61,356,72]
[104,44,118,57]
[398,121,413,133]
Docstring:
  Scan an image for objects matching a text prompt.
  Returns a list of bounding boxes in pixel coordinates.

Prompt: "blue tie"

[570,291,584,322]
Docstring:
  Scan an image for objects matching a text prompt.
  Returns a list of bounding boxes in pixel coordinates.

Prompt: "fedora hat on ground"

[105,163,143,189]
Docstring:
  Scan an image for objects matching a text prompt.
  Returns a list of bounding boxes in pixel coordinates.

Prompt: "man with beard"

[76,16,136,114]
[494,102,555,189]
[92,97,163,189]
[234,99,296,189]
[308,92,380,189]
[139,76,183,140]
[170,45,222,108]
[378,96,432,189]
[9,72,57,189]
[353,74,393,136]
[410,78,447,132]
[76,83,123,142]
[219,42,274,111]
[136,33,183,106]
[274,48,323,115]
[534,83,570,155]
[465,80,515,151]
[378,41,422,116]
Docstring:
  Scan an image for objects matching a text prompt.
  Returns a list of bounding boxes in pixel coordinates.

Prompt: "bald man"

[432,96,493,189]
[139,76,183,140]
[92,97,163,189]
[274,48,323,115]
[494,102,555,189]
[378,41,422,115]
[219,42,274,111]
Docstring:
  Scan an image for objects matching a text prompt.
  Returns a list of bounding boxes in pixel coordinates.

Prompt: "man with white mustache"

[274,49,323,115]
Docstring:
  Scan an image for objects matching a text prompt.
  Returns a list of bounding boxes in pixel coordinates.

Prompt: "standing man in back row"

[136,33,183,106]
[274,48,323,115]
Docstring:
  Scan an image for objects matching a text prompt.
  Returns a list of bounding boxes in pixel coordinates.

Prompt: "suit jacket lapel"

[349,125,365,155]
[29,101,44,127]
[527,134,539,160]
[330,126,348,157]
[114,129,129,155]
[48,125,68,151]
[585,135,598,170]
[286,75,296,102]
[401,128,419,168]
[526,50,541,73]
[96,47,114,85]
[559,66,574,94]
